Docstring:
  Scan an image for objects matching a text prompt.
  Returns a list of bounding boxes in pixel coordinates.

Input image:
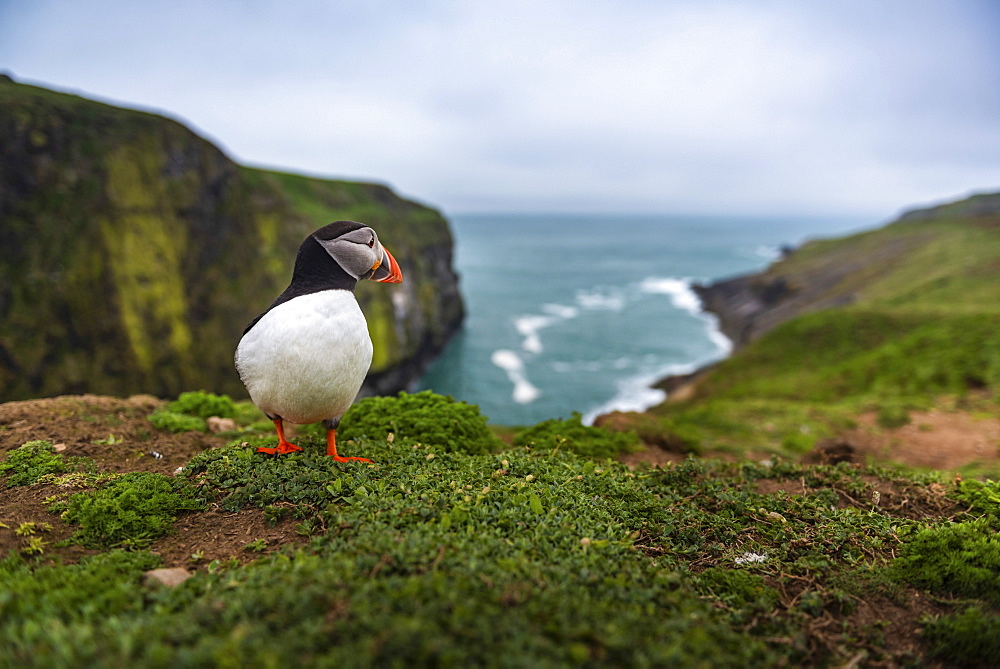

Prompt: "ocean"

[417,213,872,425]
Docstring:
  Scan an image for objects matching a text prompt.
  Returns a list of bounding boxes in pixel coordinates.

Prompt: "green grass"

[0,440,69,487]
[338,390,503,455]
[648,308,1000,460]
[148,390,259,434]
[921,607,1000,668]
[513,412,642,459]
[889,518,1000,606]
[953,478,1000,516]
[692,310,1000,403]
[167,390,237,418]
[4,420,993,666]
[51,472,207,549]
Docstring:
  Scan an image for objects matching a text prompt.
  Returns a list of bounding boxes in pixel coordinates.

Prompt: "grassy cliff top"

[1,390,998,667]
[766,199,1000,314]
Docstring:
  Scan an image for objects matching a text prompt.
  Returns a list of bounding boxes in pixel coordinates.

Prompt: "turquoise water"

[418,213,872,425]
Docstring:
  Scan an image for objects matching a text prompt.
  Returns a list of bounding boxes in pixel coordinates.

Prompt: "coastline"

[584,284,734,423]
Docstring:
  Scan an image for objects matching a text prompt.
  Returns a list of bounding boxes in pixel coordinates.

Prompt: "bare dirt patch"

[150,507,306,569]
[0,483,100,563]
[754,474,956,521]
[618,445,687,468]
[846,408,1000,471]
[0,394,307,568]
[0,394,226,474]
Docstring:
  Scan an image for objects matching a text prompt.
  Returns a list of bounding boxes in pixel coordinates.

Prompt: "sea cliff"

[0,76,463,402]
[693,190,1000,349]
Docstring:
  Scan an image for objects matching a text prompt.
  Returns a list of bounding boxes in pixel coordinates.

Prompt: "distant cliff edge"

[693,190,1000,349]
[0,76,464,402]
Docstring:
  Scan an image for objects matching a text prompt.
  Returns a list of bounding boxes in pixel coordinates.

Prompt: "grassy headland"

[613,192,1000,478]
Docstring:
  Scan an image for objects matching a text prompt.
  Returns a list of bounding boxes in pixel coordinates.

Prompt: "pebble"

[143,567,193,588]
[207,416,238,433]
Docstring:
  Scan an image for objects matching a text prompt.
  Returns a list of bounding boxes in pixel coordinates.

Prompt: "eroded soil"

[0,394,308,568]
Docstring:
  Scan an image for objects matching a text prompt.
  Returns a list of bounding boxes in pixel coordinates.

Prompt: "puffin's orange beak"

[371,247,403,283]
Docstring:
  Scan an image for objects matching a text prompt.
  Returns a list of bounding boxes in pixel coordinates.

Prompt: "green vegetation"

[167,390,237,418]
[1,387,999,665]
[148,390,245,433]
[51,472,206,548]
[0,550,164,639]
[148,410,207,433]
[632,199,1000,468]
[339,390,502,454]
[921,607,1000,668]
[0,440,68,486]
[953,478,1000,517]
[513,411,641,458]
[647,302,1000,465]
[693,311,1000,403]
[889,519,1000,606]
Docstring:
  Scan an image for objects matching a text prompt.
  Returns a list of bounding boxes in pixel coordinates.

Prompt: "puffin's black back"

[242,221,368,336]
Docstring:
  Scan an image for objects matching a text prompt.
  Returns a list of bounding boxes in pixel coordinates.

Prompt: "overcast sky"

[2,0,998,217]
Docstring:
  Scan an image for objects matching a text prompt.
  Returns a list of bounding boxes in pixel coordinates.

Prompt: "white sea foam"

[640,275,733,355]
[582,369,673,425]
[582,359,707,426]
[541,303,579,319]
[514,303,579,354]
[514,315,553,354]
[638,276,701,315]
[704,313,734,355]
[579,275,735,424]
[754,244,781,260]
[490,349,540,404]
[575,288,626,311]
[502,274,735,420]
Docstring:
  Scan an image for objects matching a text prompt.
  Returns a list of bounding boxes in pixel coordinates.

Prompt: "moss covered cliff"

[0,77,463,402]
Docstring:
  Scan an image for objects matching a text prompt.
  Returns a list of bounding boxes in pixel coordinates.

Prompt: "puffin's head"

[312,221,403,284]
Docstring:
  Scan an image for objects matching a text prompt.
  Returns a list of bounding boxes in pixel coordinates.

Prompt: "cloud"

[2,0,998,216]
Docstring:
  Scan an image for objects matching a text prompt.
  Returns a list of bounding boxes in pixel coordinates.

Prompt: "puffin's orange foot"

[331,455,372,463]
[258,418,302,455]
[257,443,302,455]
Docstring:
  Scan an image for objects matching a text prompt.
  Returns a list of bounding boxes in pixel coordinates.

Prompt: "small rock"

[143,567,193,588]
[52,443,67,452]
[207,416,238,433]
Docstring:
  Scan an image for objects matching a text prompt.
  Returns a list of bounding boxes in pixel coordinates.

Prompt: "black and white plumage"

[235,220,402,460]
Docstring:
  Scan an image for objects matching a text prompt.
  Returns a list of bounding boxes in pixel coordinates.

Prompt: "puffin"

[235,220,403,461]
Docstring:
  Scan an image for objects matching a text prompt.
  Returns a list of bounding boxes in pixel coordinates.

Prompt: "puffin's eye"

[367,237,375,248]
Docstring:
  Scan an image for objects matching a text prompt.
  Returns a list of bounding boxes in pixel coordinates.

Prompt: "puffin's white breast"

[235,290,373,424]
